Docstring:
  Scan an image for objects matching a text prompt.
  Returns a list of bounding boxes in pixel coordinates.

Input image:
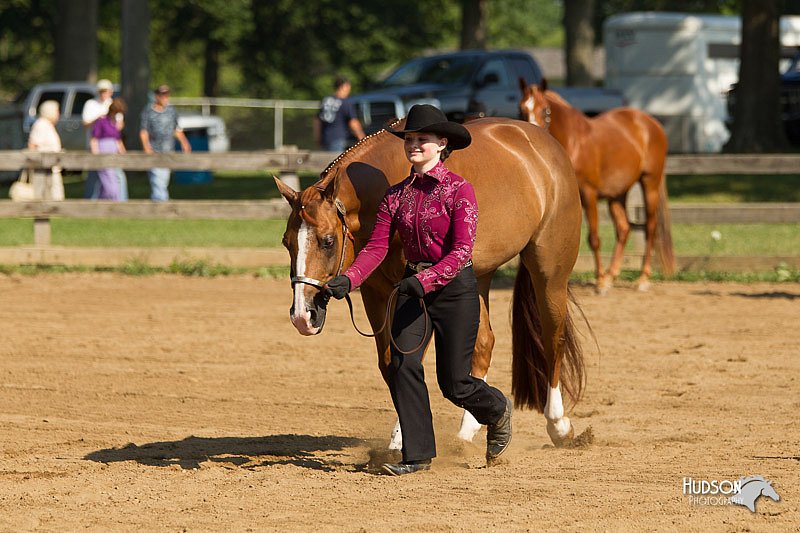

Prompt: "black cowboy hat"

[389,104,471,150]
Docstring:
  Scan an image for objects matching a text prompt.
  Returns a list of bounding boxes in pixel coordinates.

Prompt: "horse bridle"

[289,197,352,292]
[289,197,430,355]
[523,92,551,131]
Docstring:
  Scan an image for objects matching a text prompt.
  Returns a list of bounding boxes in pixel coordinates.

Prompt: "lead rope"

[344,288,430,356]
[333,201,430,355]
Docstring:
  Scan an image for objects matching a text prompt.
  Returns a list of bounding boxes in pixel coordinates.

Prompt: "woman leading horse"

[275,113,586,470]
[519,79,675,292]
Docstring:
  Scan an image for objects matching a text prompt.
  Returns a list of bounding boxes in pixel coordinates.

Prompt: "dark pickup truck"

[349,49,625,135]
[726,51,800,145]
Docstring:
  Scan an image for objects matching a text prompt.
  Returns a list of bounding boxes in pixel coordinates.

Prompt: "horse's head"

[518,77,550,129]
[275,169,355,336]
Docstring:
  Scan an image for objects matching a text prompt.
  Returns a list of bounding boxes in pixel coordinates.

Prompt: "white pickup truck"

[2,82,229,152]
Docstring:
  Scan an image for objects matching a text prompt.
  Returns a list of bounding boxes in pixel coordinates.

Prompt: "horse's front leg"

[581,188,608,294]
[456,273,495,442]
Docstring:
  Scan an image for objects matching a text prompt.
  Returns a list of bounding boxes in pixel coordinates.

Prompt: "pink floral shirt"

[344,161,478,294]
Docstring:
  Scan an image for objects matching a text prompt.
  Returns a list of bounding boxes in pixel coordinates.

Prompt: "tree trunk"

[121,0,150,149]
[204,39,221,98]
[460,0,488,50]
[54,0,98,82]
[563,0,595,86]
[724,0,789,153]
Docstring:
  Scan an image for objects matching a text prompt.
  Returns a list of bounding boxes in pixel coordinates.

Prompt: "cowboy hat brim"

[388,121,471,150]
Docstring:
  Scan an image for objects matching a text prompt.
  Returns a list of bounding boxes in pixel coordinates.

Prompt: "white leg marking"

[544,384,572,442]
[291,222,319,335]
[456,375,487,442]
[388,418,402,450]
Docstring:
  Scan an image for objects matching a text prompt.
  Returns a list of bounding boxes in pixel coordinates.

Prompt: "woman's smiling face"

[404,132,447,172]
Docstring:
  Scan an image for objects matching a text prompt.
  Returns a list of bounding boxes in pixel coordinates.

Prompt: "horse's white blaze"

[456,375,487,441]
[524,97,540,127]
[291,221,319,336]
[544,384,572,440]
[389,419,402,450]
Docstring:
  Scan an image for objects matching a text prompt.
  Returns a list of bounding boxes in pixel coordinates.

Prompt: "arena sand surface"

[0,273,797,531]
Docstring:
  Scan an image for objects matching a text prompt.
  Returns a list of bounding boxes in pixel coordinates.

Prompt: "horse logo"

[729,476,781,512]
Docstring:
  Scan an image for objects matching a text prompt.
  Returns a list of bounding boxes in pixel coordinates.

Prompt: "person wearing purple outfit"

[90,98,127,200]
[324,104,513,476]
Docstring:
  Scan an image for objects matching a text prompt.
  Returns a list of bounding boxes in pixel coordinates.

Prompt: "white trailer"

[604,12,800,153]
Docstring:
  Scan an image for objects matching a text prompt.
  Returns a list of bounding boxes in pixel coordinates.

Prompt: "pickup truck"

[1,82,229,152]
[348,49,626,135]
[726,51,800,146]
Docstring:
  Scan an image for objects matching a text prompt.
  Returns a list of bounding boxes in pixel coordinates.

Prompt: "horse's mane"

[317,117,404,183]
[543,89,571,108]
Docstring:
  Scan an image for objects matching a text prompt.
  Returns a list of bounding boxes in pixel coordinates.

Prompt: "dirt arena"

[0,273,797,531]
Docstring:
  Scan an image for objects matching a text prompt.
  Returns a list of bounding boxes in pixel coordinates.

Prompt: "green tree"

[239,0,459,98]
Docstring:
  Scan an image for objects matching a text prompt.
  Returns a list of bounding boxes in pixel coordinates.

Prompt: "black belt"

[407,259,472,273]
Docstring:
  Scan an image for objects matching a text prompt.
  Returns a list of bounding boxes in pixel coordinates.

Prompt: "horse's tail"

[511,261,585,412]
[655,178,676,276]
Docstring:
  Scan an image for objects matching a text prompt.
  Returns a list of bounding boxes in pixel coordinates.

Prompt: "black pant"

[388,265,507,463]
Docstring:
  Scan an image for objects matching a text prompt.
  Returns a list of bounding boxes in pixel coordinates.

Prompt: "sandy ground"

[0,273,797,532]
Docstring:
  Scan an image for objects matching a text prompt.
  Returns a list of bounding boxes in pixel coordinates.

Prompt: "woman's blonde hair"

[38,100,60,122]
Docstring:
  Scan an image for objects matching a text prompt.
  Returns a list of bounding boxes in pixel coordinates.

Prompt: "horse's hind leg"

[521,242,583,446]
[606,195,631,282]
[456,272,495,442]
[637,173,663,291]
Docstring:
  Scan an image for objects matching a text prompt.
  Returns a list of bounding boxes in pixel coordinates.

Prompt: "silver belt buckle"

[408,261,432,273]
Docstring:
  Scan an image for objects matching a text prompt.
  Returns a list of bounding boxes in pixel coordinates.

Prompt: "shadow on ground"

[84,434,364,471]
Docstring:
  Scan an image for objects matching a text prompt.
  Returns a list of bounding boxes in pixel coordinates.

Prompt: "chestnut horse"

[519,79,675,292]
[275,118,585,449]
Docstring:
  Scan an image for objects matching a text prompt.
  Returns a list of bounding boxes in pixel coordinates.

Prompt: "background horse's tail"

[655,179,676,276]
[511,261,585,412]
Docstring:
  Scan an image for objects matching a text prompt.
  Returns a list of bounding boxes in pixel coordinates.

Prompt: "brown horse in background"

[275,118,586,449]
[519,79,675,292]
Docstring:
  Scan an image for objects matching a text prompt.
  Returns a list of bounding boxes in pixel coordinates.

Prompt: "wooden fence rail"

[1,150,800,174]
[0,150,798,271]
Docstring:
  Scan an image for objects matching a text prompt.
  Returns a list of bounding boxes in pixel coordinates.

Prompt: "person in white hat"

[82,79,127,200]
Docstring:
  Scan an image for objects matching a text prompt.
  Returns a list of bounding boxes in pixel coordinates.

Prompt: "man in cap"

[139,84,191,202]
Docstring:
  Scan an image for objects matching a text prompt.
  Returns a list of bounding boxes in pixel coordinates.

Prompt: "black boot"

[381,459,431,476]
[486,397,513,464]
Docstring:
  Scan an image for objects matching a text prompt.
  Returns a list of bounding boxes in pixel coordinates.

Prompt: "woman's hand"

[397,277,425,299]
[324,276,351,300]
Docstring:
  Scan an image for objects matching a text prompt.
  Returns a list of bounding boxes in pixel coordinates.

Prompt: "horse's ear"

[320,167,342,200]
[273,175,298,204]
[518,77,528,94]
[539,77,549,92]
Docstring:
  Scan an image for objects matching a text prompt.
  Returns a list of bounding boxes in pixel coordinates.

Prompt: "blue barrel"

[174,128,213,184]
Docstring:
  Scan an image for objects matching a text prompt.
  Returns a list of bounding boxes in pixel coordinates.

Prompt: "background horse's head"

[518,77,550,129]
[275,170,354,335]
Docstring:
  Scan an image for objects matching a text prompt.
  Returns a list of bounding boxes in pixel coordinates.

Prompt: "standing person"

[90,98,127,200]
[82,79,124,199]
[324,104,512,476]
[139,84,191,202]
[314,76,365,153]
[27,100,65,201]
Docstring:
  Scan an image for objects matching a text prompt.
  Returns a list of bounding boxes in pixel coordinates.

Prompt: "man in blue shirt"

[139,84,191,202]
[314,77,365,153]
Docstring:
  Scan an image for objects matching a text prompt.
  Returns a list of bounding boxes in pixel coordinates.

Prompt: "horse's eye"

[321,235,335,249]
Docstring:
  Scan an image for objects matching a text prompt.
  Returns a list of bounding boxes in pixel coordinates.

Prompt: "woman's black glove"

[324,275,351,300]
[397,276,425,299]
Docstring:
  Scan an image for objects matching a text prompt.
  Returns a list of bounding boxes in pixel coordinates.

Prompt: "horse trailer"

[604,12,800,153]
